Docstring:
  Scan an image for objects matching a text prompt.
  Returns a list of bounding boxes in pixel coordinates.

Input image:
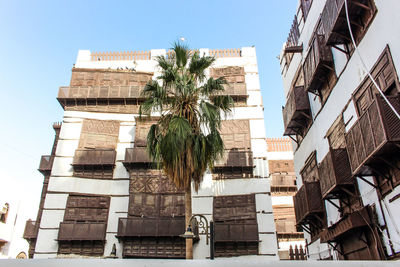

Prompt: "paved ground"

[0,259,398,267]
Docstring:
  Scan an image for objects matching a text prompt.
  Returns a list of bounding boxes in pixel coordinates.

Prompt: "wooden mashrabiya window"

[213,194,259,257]
[118,168,186,258]
[73,119,120,179]
[57,195,110,257]
[213,120,254,179]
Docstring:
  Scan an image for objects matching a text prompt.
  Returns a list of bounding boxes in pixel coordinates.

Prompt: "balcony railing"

[213,150,253,169]
[214,223,259,242]
[321,0,376,46]
[318,148,353,199]
[57,85,145,103]
[123,147,153,167]
[38,155,54,175]
[117,217,185,238]
[320,205,371,242]
[294,181,324,226]
[57,222,107,241]
[303,34,333,94]
[23,220,38,240]
[72,149,116,166]
[345,95,400,176]
[283,86,311,135]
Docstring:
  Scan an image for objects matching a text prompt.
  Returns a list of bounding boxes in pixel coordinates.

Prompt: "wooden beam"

[284,45,303,54]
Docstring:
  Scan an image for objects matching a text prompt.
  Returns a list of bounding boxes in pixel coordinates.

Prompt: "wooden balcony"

[294,181,324,226]
[303,34,334,94]
[57,222,107,241]
[318,148,353,199]
[57,85,144,107]
[321,0,376,46]
[38,155,54,175]
[213,150,254,170]
[214,83,247,98]
[23,220,38,240]
[283,86,311,135]
[117,217,185,238]
[320,205,371,242]
[72,149,116,166]
[345,95,400,176]
[123,147,153,168]
[214,223,259,242]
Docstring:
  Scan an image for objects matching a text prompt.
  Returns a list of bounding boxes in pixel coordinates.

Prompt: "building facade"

[1,201,29,259]
[25,47,278,259]
[266,138,305,260]
[280,0,400,260]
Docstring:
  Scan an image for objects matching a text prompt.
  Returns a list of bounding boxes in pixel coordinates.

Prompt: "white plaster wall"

[47,177,129,196]
[43,194,68,209]
[35,229,58,256]
[40,210,65,229]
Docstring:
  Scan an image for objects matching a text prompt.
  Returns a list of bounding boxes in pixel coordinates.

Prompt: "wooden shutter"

[78,119,120,149]
[220,120,251,150]
[326,114,346,149]
[159,194,185,217]
[300,151,319,183]
[64,195,110,222]
[128,193,159,218]
[213,194,256,223]
[135,120,155,147]
[353,46,400,115]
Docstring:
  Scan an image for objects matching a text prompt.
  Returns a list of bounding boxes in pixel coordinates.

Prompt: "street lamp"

[180,214,214,259]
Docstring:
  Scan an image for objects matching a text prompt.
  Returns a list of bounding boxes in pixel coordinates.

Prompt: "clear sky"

[0,0,298,218]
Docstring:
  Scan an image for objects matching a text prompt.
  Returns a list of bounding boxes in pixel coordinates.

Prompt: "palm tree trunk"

[185,186,193,259]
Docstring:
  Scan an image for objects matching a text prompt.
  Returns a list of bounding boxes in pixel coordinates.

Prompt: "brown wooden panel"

[318,148,353,199]
[210,66,245,83]
[326,115,346,149]
[213,194,256,222]
[214,242,258,257]
[78,119,120,149]
[159,194,185,217]
[70,69,152,87]
[303,33,333,94]
[214,223,258,242]
[23,220,38,240]
[321,0,377,46]
[129,169,180,194]
[72,149,116,166]
[300,151,319,183]
[220,120,251,150]
[58,241,104,256]
[73,166,114,179]
[117,217,185,237]
[122,237,185,258]
[135,120,156,147]
[65,195,110,222]
[58,222,107,241]
[268,160,294,173]
[294,181,324,225]
[129,193,159,217]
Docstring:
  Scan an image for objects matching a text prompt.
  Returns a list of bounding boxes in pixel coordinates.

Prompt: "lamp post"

[180,214,214,259]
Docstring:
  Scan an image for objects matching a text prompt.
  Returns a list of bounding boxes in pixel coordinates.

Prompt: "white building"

[280,0,400,260]
[25,47,278,259]
[0,200,29,259]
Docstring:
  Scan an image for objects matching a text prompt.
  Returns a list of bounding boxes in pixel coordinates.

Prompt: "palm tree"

[140,42,233,259]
